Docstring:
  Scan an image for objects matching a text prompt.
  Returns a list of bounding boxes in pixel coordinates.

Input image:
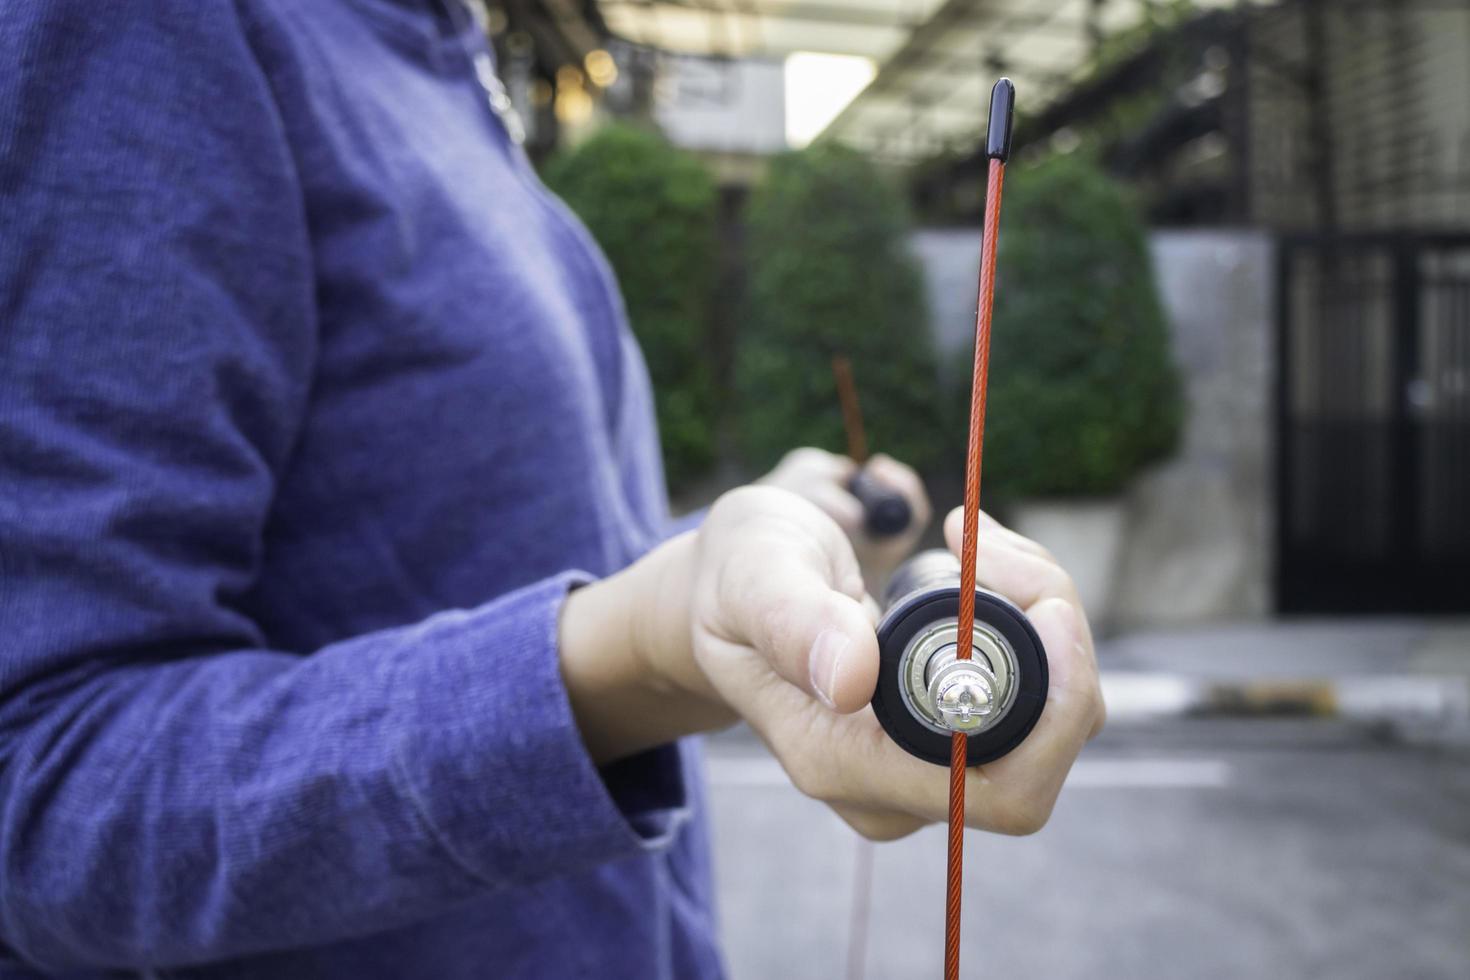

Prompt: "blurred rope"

[845,835,875,980]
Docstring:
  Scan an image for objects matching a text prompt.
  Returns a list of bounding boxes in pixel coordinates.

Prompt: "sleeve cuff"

[389,572,692,888]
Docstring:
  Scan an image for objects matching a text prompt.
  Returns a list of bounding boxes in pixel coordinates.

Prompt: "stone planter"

[1009,497,1127,631]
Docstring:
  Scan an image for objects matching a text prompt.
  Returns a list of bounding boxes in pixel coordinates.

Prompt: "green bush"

[542,124,719,490]
[986,153,1183,498]
[736,144,950,474]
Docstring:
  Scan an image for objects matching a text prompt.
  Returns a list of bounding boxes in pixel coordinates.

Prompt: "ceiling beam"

[600,0,923,30]
[818,0,1087,139]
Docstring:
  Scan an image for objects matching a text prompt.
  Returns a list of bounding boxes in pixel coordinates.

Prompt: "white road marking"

[704,755,1232,790]
[1063,758,1232,788]
[1334,675,1470,720]
[1101,672,1470,722]
[1099,674,1201,719]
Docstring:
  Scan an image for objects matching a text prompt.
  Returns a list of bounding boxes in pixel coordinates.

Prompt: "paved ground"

[703,621,1470,980]
[1100,618,1470,682]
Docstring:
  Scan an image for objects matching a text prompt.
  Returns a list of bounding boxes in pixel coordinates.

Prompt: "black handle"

[986,77,1015,162]
[848,470,912,537]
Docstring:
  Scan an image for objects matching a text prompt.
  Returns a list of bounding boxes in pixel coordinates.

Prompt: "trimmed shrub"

[736,144,950,474]
[542,124,719,490]
[986,153,1183,498]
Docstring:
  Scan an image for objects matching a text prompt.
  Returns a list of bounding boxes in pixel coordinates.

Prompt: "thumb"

[707,515,879,713]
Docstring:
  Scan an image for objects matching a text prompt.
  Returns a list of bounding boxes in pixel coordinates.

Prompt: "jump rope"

[842,79,1025,980]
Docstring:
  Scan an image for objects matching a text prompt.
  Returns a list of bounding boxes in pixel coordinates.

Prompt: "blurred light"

[530,78,553,109]
[1181,132,1228,166]
[585,49,618,88]
[1050,127,1081,154]
[484,6,508,35]
[555,89,593,125]
[555,67,593,125]
[1179,68,1227,108]
[783,52,875,148]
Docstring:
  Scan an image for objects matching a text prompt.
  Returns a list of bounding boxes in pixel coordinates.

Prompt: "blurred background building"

[478,2,1470,976]
[488,0,1470,625]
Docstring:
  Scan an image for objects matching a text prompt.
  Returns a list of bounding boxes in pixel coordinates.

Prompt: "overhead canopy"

[596,0,1262,161]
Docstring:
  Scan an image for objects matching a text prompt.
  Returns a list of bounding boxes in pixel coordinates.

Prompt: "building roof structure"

[596,0,1263,162]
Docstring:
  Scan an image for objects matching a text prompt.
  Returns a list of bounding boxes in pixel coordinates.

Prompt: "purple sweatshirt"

[0,0,723,976]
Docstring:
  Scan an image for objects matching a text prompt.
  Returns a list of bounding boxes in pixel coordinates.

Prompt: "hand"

[758,447,931,587]
[560,486,1104,841]
[690,490,1104,839]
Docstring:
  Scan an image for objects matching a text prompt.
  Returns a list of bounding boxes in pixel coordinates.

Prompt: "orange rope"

[831,355,870,464]
[944,156,1007,980]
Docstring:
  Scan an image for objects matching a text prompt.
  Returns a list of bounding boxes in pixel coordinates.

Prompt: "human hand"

[757,447,931,587]
[674,488,1102,838]
[561,486,1102,838]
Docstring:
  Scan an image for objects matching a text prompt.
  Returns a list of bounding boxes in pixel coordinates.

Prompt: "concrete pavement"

[702,619,1470,979]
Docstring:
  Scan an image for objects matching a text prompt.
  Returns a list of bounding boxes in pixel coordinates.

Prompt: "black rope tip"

[986,78,1015,162]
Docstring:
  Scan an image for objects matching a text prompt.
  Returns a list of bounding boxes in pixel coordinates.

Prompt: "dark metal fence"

[1276,233,1470,612]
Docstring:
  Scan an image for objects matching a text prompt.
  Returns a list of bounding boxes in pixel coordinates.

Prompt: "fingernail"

[808,628,849,709]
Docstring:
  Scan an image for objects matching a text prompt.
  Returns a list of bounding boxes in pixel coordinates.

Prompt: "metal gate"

[1276,234,1470,613]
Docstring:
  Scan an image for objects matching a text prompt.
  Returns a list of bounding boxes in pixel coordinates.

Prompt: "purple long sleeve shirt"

[0,1,724,976]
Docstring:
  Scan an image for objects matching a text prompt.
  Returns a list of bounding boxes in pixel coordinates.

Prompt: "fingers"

[944,506,1054,562]
[807,447,859,481]
[698,490,1101,841]
[765,447,857,486]
[810,676,1091,837]
[942,507,1077,610]
[1020,597,1102,749]
[703,490,879,713]
[802,481,864,535]
[758,448,866,534]
[1027,597,1092,697]
[864,453,932,528]
[970,596,1104,822]
[731,607,1099,837]
[812,506,1099,832]
[941,504,1096,695]
[1027,596,1105,739]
